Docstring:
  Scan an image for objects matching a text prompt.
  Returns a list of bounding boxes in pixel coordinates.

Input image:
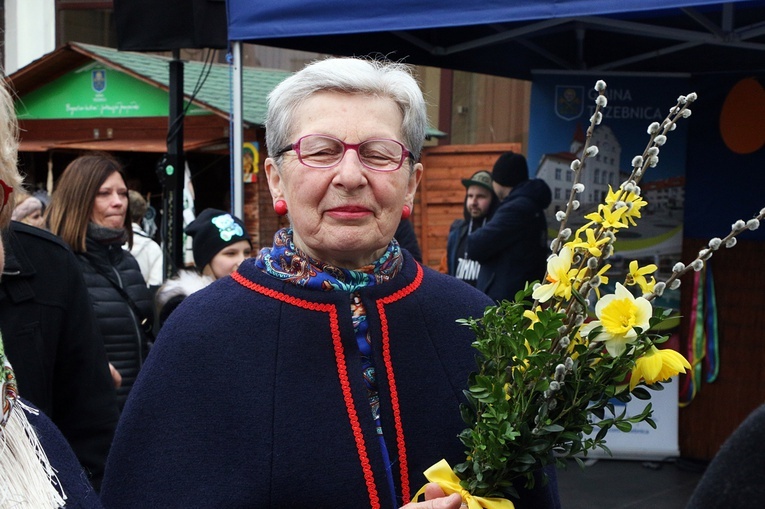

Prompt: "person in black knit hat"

[465,151,552,302]
[155,208,252,326]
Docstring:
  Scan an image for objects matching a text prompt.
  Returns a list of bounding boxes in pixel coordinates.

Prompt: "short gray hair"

[265,57,427,166]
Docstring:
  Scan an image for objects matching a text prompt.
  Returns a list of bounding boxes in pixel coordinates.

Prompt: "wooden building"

[8,42,290,250]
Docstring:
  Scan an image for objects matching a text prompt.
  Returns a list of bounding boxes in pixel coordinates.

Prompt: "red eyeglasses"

[0,179,14,216]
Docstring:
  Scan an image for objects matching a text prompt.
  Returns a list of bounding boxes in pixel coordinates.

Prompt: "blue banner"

[529,72,690,310]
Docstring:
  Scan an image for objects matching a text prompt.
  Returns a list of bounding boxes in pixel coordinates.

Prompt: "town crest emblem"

[555,85,583,120]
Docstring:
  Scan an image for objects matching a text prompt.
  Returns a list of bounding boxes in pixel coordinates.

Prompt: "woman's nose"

[332,149,367,188]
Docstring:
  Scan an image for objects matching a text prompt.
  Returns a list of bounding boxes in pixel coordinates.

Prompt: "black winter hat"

[185,208,252,269]
[492,151,529,187]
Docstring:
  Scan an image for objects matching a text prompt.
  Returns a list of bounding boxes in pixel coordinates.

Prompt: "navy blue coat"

[24,399,104,508]
[101,252,560,509]
[467,179,552,302]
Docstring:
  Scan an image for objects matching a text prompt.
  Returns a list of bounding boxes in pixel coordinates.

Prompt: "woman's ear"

[404,162,423,207]
[264,158,284,203]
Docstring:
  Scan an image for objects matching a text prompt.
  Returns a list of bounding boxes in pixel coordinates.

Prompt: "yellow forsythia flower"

[626,260,658,294]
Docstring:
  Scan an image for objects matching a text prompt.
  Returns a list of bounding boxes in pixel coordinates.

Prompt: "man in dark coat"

[466,151,551,302]
[0,220,119,490]
[446,170,498,287]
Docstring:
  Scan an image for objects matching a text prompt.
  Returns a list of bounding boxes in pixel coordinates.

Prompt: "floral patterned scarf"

[255,227,403,290]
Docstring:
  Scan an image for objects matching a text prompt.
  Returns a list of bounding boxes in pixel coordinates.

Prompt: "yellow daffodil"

[532,246,579,302]
[584,203,628,230]
[630,346,691,390]
[568,227,609,257]
[626,260,658,294]
[605,185,647,227]
[579,283,653,357]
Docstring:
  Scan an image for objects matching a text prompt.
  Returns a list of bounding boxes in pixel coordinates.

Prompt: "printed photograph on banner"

[529,74,691,310]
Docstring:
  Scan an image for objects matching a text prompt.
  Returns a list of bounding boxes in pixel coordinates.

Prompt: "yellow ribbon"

[413,459,515,509]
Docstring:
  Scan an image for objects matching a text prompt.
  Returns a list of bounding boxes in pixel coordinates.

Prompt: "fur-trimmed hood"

[155,270,214,326]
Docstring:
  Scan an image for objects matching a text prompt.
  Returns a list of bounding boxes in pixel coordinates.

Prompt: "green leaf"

[631,387,652,400]
[615,421,633,432]
[516,454,537,465]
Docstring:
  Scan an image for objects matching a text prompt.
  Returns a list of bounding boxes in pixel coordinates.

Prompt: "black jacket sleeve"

[466,196,538,263]
[0,223,119,491]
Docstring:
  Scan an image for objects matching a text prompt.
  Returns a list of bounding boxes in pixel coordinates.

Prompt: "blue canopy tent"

[223,0,765,217]
[226,0,765,79]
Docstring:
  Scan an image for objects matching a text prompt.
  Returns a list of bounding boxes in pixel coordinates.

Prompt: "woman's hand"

[399,483,465,509]
[109,362,122,388]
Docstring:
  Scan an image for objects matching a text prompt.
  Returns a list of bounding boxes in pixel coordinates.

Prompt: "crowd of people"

[0,55,747,509]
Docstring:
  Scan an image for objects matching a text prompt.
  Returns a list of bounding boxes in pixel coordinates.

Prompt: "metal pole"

[231,41,244,219]
[163,49,185,277]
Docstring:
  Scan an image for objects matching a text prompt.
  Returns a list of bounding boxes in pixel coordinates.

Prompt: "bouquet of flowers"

[415,80,765,508]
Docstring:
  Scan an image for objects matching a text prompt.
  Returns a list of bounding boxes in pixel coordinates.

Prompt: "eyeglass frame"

[275,134,415,172]
[0,179,13,216]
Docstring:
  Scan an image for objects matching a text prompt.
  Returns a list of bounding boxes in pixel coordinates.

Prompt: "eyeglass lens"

[297,135,405,171]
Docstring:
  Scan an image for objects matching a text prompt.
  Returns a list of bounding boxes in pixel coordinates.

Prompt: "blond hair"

[0,77,24,228]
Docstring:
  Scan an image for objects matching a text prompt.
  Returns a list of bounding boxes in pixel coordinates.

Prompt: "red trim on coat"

[375,263,424,504]
[231,271,381,509]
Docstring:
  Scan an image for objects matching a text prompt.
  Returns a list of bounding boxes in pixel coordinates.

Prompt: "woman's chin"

[104,220,125,230]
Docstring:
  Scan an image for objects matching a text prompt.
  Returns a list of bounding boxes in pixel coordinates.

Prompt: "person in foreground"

[100,57,559,509]
[685,402,765,509]
[0,73,101,508]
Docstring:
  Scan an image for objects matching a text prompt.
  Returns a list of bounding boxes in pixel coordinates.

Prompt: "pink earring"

[401,205,411,220]
[274,199,288,216]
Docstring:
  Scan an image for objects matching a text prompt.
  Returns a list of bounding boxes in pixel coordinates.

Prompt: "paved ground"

[556,458,708,509]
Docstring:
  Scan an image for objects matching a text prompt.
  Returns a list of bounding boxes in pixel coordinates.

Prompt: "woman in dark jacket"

[47,153,153,409]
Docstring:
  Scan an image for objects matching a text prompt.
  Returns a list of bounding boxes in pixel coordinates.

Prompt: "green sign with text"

[15,62,208,119]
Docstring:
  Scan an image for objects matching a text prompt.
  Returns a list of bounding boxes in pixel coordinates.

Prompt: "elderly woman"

[46,154,153,409]
[100,58,560,509]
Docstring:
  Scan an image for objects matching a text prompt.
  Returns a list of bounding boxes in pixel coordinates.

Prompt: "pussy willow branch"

[552,87,608,253]
[644,207,765,302]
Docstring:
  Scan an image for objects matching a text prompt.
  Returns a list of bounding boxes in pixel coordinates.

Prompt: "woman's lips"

[326,205,372,220]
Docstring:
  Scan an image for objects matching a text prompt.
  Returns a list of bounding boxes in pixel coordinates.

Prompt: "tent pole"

[231,41,244,220]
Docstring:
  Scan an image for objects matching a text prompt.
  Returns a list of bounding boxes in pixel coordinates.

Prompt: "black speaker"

[114,0,227,51]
